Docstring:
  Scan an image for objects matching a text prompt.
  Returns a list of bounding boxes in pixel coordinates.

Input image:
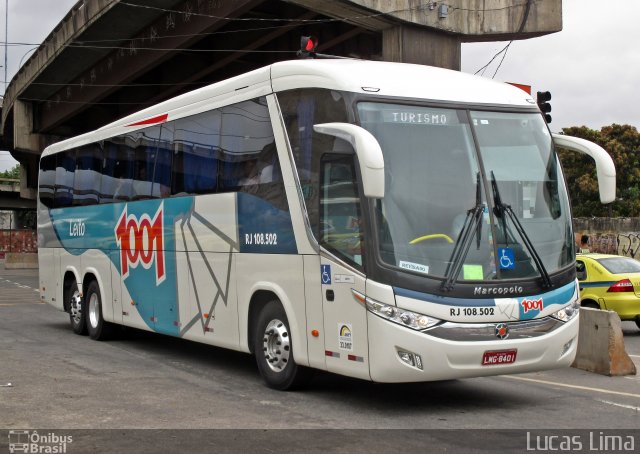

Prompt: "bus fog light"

[560,339,573,357]
[397,349,423,370]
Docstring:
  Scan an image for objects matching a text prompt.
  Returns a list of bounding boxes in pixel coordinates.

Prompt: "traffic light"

[297,36,318,58]
[536,91,552,123]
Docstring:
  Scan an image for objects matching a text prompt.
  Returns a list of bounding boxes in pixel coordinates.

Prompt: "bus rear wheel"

[86,281,112,341]
[253,300,310,390]
[67,281,86,335]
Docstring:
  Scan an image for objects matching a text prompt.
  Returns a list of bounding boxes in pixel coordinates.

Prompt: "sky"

[1,0,639,171]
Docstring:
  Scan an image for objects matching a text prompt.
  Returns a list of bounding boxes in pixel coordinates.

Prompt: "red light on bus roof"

[300,36,318,52]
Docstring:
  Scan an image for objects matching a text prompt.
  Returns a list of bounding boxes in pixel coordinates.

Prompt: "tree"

[556,124,640,217]
[0,164,20,179]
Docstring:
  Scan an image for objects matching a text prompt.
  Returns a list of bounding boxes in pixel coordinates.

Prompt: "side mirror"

[313,123,385,198]
[552,133,616,204]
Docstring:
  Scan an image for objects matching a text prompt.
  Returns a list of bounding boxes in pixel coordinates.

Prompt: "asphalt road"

[1,267,638,452]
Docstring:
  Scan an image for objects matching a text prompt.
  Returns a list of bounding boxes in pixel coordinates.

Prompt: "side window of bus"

[218,99,287,210]
[112,142,135,202]
[101,140,132,203]
[171,109,221,195]
[276,89,350,240]
[73,144,101,206]
[39,155,56,208]
[219,99,274,191]
[53,150,75,208]
[131,127,163,200]
[320,154,363,267]
[153,144,172,198]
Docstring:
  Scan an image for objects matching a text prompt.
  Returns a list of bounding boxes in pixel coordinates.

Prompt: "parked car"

[576,253,640,329]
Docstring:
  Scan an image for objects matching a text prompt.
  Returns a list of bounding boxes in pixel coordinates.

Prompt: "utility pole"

[4,0,7,92]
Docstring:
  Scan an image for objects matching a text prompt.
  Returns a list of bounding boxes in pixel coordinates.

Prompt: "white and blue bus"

[38,59,615,389]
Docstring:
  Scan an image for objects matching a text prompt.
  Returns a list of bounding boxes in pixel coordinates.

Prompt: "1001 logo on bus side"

[115,203,165,285]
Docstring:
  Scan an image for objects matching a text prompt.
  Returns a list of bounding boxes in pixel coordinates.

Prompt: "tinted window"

[576,260,587,280]
[103,139,135,202]
[39,155,56,208]
[277,89,350,241]
[38,97,285,209]
[73,144,101,206]
[171,110,221,195]
[53,150,75,207]
[219,99,275,192]
[320,154,363,266]
[598,257,640,274]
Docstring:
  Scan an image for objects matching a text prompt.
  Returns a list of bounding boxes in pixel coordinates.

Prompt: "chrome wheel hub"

[88,293,99,329]
[262,318,291,372]
[70,291,82,324]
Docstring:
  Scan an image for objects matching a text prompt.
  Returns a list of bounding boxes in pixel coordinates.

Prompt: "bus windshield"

[357,102,574,283]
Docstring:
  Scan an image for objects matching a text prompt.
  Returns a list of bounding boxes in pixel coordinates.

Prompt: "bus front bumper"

[367,312,579,383]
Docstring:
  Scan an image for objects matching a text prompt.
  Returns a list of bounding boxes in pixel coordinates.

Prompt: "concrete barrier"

[572,307,637,376]
[4,252,38,269]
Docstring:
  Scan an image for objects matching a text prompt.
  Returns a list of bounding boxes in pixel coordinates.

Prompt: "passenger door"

[319,155,370,380]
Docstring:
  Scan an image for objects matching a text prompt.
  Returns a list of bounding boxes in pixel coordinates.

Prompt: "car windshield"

[357,102,574,283]
[598,257,640,274]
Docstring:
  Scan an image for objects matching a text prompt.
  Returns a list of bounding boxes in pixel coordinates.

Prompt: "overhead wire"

[1,1,542,98]
[472,0,533,78]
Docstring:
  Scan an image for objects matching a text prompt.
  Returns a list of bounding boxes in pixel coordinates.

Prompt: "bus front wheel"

[253,300,310,390]
[86,280,112,341]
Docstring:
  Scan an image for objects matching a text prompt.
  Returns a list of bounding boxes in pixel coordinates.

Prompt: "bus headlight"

[550,298,580,322]
[365,297,440,330]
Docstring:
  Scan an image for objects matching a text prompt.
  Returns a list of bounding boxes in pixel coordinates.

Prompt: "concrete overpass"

[0,178,35,210]
[0,0,562,199]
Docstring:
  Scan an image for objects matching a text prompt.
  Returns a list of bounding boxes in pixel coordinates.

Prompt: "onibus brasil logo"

[115,202,166,285]
[8,430,72,453]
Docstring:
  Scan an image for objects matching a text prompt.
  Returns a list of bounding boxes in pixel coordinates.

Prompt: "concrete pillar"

[13,100,42,153]
[13,100,53,200]
[19,162,37,200]
[383,25,461,70]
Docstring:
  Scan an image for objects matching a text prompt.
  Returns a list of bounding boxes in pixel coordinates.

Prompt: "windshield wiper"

[442,173,484,292]
[490,171,552,288]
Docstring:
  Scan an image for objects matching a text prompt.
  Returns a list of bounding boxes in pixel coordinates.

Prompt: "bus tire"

[67,281,87,335]
[253,300,311,390]
[86,280,112,341]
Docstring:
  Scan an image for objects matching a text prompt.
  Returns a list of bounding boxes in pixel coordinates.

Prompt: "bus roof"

[42,59,537,157]
[269,59,534,107]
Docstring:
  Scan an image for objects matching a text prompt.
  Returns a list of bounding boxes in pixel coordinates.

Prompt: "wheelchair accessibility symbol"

[321,265,332,285]
[498,248,515,270]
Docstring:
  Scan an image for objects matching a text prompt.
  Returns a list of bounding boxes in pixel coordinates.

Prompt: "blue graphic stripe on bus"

[237,192,296,254]
[517,282,576,320]
[51,197,195,336]
[50,192,295,337]
[394,281,577,320]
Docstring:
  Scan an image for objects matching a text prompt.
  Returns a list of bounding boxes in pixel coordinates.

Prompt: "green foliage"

[557,124,640,217]
[0,164,20,179]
